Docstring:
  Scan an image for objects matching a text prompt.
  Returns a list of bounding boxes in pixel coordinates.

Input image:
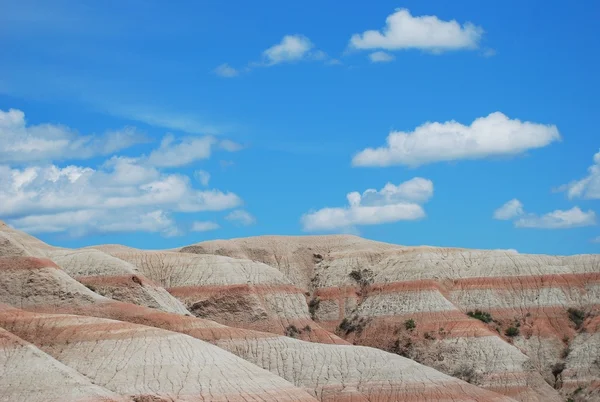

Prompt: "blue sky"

[1,0,599,254]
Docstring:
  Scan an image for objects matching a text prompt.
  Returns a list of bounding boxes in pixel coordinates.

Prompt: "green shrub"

[284,325,301,338]
[404,319,416,331]
[567,308,586,329]
[308,297,320,319]
[467,309,493,323]
[505,326,519,337]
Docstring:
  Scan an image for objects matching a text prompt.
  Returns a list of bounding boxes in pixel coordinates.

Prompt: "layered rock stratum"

[0,221,598,401]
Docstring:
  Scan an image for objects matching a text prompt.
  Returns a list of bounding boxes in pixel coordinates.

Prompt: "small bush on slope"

[404,319,416,331]
[567,308,586,330]
[467,310,493,323]
[505,326,519,337]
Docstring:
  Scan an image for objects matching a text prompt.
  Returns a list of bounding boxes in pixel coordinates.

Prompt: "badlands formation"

[0,221,599,401]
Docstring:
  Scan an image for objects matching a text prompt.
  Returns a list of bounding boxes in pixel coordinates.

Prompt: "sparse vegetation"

[452,365,480,384]
[284,325,301,338]
[391,337,413,358]
[308,297,320,319]
[84,284,97,292]
[568,308,586,330]
[303,325,312,332]
[404,318,416,331]
[467,309,493,323]
[505,326,519,337]
[423,331,435,340]
[285,324,302,338]
[337,316,370,335]
[348,268,375,291]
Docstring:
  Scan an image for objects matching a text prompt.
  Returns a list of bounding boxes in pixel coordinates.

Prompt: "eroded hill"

[0,221,598,401]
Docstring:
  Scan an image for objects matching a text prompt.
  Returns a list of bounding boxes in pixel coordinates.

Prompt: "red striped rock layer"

[109,251,343,342]
[309,248,600,401]
[170,283,345,344]
[0,253,514,401]
[0,323,127,402]
[0,307,318,402]
[50,248,191,315]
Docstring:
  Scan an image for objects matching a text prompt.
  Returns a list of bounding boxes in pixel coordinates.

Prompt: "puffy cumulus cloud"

[225,209,256,226]
[214,63,239,78]
[369,51,395,63]
[494,199,595,229]
[301,177,432,232]
[352,112,560,167]
[191,221,220,232]
[350,8,483,53]
[0,160,242,236]
[557,150,600,199]
[0,108,145,163]
[493,199,524,220]
[263,35,314,65]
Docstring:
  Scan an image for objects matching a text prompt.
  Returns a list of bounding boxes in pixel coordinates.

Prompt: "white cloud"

[191,221,220,232]
[494,249,519,254]
[369,51,395,63]
[113,106,224,136]
[0,160,242,236]
[225,209,256,226]
[219,139,243,152]
[349,8,483,52]
[494,199,596,229]
[263,35,314,65]
[352,112,560,167]
[147,135,214,167]
[301,177,432,232]
[10,209,180,237]
[194,170,210,186]
[515,207,596,229]
[482,48,497,57]
[0,108,145,163]
[214,63,239,78]
[591,236,600,244]
[146,135,239,168]
[493,199,524,220]
[558,150,600,199]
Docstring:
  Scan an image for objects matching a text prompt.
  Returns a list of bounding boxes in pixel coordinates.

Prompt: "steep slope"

[50,248,191,315]
[0,316,128,402]
[0,306,317,402]
[105,249,342,343]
